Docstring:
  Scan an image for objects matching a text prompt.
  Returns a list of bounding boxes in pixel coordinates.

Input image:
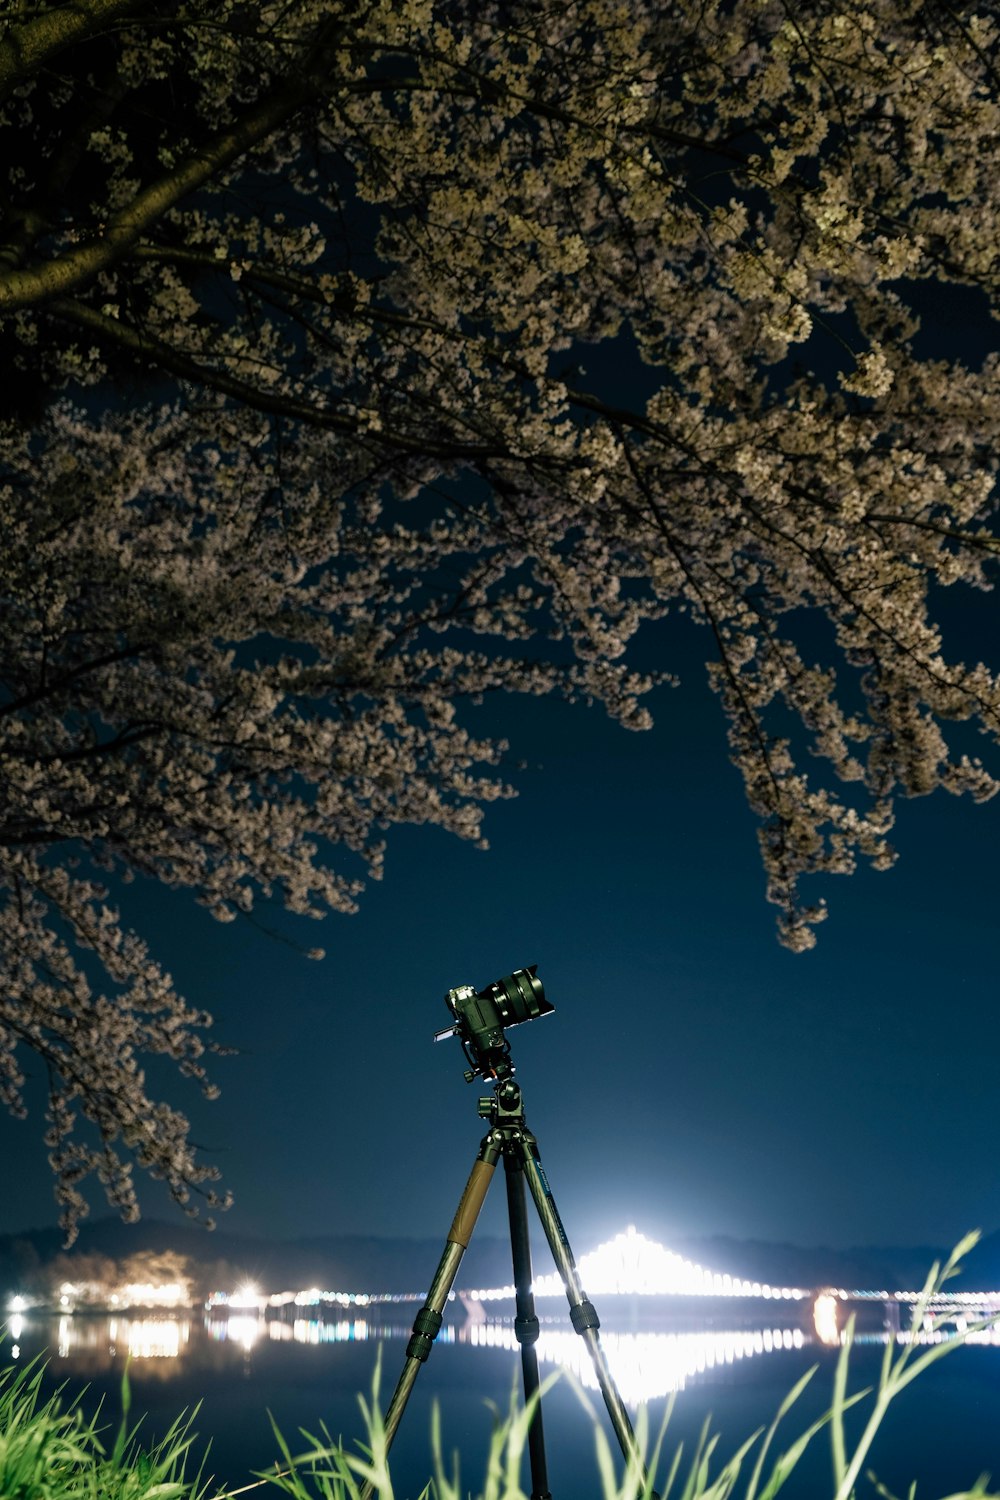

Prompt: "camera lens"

[478,966,553,1028]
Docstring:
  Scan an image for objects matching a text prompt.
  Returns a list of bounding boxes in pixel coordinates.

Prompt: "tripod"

[360,1076,653,1500]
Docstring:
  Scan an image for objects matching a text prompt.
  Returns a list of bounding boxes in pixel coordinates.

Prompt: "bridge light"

[813,1292,840,1346]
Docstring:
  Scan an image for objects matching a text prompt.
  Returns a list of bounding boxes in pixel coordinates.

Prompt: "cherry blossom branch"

[0,643,152,719]
[46,296,510,460]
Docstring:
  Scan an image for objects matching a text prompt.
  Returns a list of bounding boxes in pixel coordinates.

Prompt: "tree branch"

[0,642,154,718]
[0,0,145,101]
[47,294,508,460]
[0,15,345,309]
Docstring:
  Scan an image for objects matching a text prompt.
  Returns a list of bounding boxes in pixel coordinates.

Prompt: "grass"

[0,1357,211,1500]
[2,1233,998,1500]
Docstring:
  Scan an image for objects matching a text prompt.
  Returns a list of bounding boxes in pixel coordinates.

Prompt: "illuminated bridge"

[458,1226,1000,1341]
[205,1224,1000,1334]
[461,1225,806,1305]
[203,1224,808,1316]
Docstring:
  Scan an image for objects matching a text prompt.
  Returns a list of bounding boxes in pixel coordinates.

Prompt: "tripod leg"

[504,1153,552,1500]
[513,1133,654,1492]
[359,1144,499,1500]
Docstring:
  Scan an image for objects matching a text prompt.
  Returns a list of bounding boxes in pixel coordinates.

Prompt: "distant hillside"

[0,1217,981,1302]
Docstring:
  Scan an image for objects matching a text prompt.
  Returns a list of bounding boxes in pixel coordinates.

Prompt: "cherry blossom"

[1,1,998,1237]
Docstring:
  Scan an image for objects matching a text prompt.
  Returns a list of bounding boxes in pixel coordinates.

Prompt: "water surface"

[6,1310,1000,1498]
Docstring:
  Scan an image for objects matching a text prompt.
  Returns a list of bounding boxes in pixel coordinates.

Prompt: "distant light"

[125,1319,186,1358]
[120,1280,187,1309]
[230,1282,261,1310]
[8,1295,25,1313]
[294,1287,322,1307]
[526,1227,806,1301]
[465,1322,805,1402]
[813,1293,840,1346]
[227,1314,262,1350]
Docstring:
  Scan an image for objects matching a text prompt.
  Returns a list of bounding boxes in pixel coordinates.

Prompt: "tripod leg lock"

[406,1307,444,1362]
[570,1300,600,1335]
[514,1313,540,1345]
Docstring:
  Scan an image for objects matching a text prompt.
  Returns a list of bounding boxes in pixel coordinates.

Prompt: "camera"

[435,965,554,1082]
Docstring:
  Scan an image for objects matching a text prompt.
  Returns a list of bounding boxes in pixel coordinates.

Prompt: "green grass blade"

[830,1313,857,1490]
[742,1364,816,1500]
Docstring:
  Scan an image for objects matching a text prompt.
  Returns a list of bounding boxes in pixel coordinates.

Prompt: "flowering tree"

[2,0,999,1237]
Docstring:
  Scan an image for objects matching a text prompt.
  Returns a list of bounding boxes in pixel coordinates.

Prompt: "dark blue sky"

[3,609,998,1255]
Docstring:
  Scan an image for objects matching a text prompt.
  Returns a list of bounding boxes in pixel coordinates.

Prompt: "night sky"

[2,596,998,1258]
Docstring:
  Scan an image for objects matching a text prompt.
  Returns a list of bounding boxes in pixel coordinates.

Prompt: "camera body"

[437,965,553,1082]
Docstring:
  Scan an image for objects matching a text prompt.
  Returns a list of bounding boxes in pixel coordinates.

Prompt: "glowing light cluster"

[230,1282,263,1310]
[466,1322,805,1403]
[109,1317,189,1358]
[821,1320,1000,1351]
[204,1286,416,1311]
[224,1314,263,1350]
[278,1319,371,1345]
[44,1315,190,1359]
[813,1293,841,1346]
[824,1286,1000,1306]
[894,1289,1000,1306]
[118,1281,187,1310]
[291,1288,373,1308]
[466,1226,806,1303]
[22,1225,1000,1342]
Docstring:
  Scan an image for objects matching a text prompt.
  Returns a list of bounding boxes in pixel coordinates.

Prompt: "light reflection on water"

[7,1309,808,1405]
[48,1314,192,1361]
[9,1306,1000,1408]
[465,1322,805,1402]
[9,1308,1000,1398]
[12,1299,1000,1390]
[199,1312,806,1401]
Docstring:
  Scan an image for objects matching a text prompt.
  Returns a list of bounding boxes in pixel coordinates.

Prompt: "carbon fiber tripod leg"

[514,1133,657,1495]
[504,1152,552,1500]
[359,1145,498,1500]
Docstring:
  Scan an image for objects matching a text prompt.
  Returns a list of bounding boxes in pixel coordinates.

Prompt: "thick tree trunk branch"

[0,17,343,310]
[0,0,145,100]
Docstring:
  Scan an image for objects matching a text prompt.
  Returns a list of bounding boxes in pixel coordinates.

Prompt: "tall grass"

[2,1234,997,1500]
[0,1356,211,1500]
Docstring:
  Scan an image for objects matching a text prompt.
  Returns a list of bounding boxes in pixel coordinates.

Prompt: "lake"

[5,1306,1000,1498]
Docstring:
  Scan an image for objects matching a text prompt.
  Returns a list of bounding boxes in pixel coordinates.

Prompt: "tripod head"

[434,965,554,1082]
